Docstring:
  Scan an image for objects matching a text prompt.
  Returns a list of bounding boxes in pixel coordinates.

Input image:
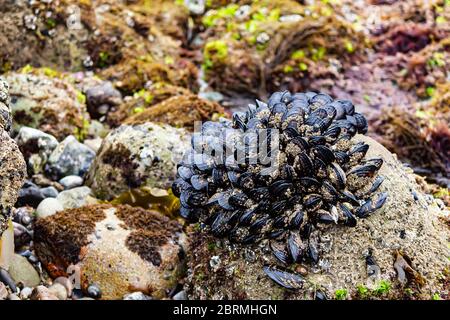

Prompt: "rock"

[16,181,45,208]
[8,293,20,300]
[0,268,17,292]
[34,204,187,300]
[85,81,122,119]
[31,285,59,300]
[124,94,225,131]
[5,73,90,141]
[173,290,187,300]
[56,186,98,209]
[8,254,40,288]
[19,286,33,300]
[59,175,84,190]
[86,123,190,200]
[36,198,64,219]
[53,277,73,297]
[40,186,59,198]
[15,127,58,175]
[83,138,103,153]
[48,283,68,300]
[0,282,7,300]
[123,291,152,300]
[45,136,96,180]
[0,78,27,236]
[87,284,102,299]
[186,135,450,300]
[13,222,32,248]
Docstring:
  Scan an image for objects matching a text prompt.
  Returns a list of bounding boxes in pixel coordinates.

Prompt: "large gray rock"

[86,122,190,200]
[186,135,450,300]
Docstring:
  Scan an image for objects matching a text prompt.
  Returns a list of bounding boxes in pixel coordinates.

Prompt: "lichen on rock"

[86,122,190,200]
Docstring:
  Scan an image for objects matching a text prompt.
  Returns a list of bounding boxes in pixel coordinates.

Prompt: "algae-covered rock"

[124,94,226,130]
[86,122,190,201]
[34,204,187,300]
[5,73,90,141]
[186,135,449,300]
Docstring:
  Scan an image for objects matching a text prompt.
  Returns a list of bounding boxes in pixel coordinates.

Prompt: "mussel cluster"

[173,91,387,290]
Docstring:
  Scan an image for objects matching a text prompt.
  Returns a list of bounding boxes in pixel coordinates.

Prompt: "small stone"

[40,186,59,198]
[85,81,122,119]
[172,290,187,300]
[59,175,84,190]
[45,136,96,180]
[123,291,152,300]
[8,254,41,287]
[13,222,32,247]
[0,268,17,293]
[48,283,68,300]
[19,287,33,299]
[56,186,97,209]
[36,198,64,219]
[31,286,59,300]
[0,282,7,300]
[54,277,73,297]
[8,293,20,300]
[209,256,221,272]
[15,127,59,175]
[16,181,45,208]
[83,138,103,153]
[87,284,102,299]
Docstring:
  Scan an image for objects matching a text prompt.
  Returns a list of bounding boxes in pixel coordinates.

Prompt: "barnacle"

[173,91,387,289]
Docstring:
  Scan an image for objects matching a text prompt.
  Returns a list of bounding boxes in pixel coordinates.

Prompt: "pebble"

[123,292,152,300]
[16,181,45,208]
[13,222,32,248]
[31,286,59,300]
[172,290,187,300]
[48,283,68,300]
[52,278,72,298]
[56,186,96,209]
[85,81,122,119]
[83,138,103,153]
[0,282,7,300]
[8,293,20,300]
[0,268,17,293]
[45,135,96,180]
[36,198,64,219]
[59,175,84,189]
[87,284,102,299]
[8,254,41,287]
[19,287,33,299]
[40,186,59,198]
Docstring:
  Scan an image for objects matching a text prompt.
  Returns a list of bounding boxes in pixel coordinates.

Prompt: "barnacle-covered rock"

[4,72,90,141]
[34,204,187,300]
[185,134,450,300]
[174,91,390,290]
[86,122,190,200]
[0,77,27,269]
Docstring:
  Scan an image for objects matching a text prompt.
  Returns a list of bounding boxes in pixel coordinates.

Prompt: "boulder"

[186,135,450,300]
[5,73,90,141]
[34,204,187,300]
[86,122,190,200]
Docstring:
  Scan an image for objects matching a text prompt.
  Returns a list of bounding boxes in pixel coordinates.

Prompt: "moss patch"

[34,204,109,265]
[115,205,182,266]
